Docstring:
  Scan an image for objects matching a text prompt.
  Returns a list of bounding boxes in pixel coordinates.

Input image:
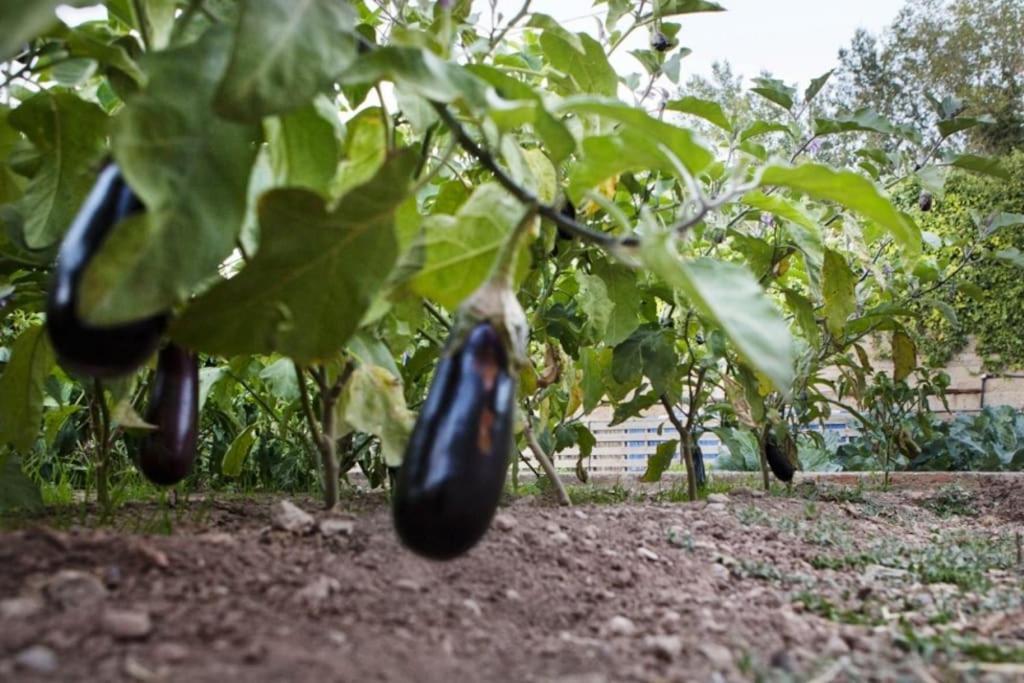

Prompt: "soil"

[1,477,1023,682]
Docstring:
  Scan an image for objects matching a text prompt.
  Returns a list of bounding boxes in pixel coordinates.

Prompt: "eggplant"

[651,31,671,52]
[46,164,168,378]
[393,322,516,560]
[765,431,796,483]
[556,200,576,242]
[919,192,933,212]
[693,443,707,488]
[138,343,199,486]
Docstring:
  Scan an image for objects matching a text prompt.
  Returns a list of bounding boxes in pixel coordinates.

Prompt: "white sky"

[58,1,904,88]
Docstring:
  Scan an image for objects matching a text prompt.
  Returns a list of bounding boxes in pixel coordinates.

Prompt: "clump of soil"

[0,479,1022,682]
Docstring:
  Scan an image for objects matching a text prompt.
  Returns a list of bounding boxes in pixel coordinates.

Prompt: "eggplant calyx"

[455,277,528,371]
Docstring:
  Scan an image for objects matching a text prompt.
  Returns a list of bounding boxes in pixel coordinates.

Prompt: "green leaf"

[751,77,796,111]
[259,358,300,401]
[665,96,733,132]
[640,242,795,393]
[640,439,679,483]
[892,331,916,383]
[654,0,726,16]
[938,116,994,138]
[593,260,642,346]
[331,108,388,200]
[336,46,488,109]
[580,347,612,414]
[8,93,108,249]
[761,163,920,256]
[740,120,793,142]
[804,69,834,103]
[265,97,344,196]
[742,191,822,264]
[612,326,678,397]
[411,183,530,309]
[947,154,1010,180]
[222,425,258,477]
[171,151,416,362]
[783,290,819,346]
[0,0,91,60]
[610,390,660,426]
[822,249,856,338]
[215,0,357,121]
[0,456,43,514]
[994,248,1024,269]
[526,14,584,53]
[576,271,612,341]
[540,31,617,96]
[814,108,914,139]
[0,325,55,452]
[81,27,260,324]
[337,364,414,468]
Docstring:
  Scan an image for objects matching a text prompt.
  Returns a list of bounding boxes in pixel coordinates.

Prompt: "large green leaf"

[539,31,617,97]
[265,97,344,196]
[171,152,416,362]
[410,183,529,309]
[221,425,258,477]
[331,109,387,200]
[592,260,642,346]
[892,330,916,383]
[751,77,796,111]
[0,325,55,452]
[947,154,1010,180]
[336,46,488,109]
[814,108,913,139]
[665,96,733,132]
[0,456,43,514]
[0,0,90,59]
[580,347,612,414]
[653,0,726,15]
[639,439,679,483]
[8,93,108,249]
[822,249,856,338]
[641,241,795,393]
[215,0,357,121]
[336,364,414,468]
[81,27,260,324]
[761,163,920,255]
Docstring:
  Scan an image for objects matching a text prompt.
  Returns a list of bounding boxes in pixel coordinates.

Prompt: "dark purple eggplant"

[651,31,671,52]
[46,164,168,378]
[765,431,796,483]
[138,344,199,486]
[919,192,933,212]
[393,322,516,560]
[556,200,576,242]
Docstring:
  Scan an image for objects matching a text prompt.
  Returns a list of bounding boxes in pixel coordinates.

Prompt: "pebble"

[706,503,728,514]
[153,642,189,663]
[43,570,107,609]
[271,500,315,534]
[573,510,589,520]
[493,513,518,532]
[15,645,58,674]
[319,519,355,537]
[644,634,683,661]
[700,643,734,669]
[505,589,522,602]
[606,615,636,637]
[294,576,340,606]
[637,547,659,562]
[462,599,483,618]
[825,634,850,656]
[0,596,44,619]
[396,579,421,593]
[102,609,153,640]
[582,525,599,540]
[706,493,730,505]
[550,531,571,545]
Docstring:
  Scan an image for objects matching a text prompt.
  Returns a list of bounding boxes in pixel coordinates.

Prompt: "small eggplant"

[555,200,576,242]
[393,322,516,560]
[651,31,671,52]
[764,431,796,483]
[138,344,199,486]
[46,164,168,378]
[693,443,707,488]
[919,192,933,212]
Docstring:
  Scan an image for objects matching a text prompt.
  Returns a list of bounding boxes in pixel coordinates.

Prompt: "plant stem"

[660,394,696,502]
[524,419,571,507]
[132,0,153,50]
[91,380,112,513]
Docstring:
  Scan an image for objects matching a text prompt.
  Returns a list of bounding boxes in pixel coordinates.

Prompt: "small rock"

[396,579,421,593]
[295,576,340,606]
[550,531,571,545]
[637,547,659,562]
[271,500,315,534]
[102,609,153,640]
[706,503,728,514]
[606,615,636,637]
[582,525,599,540]
[700,643,733,669]
[43,570,107,609]
[327,630,348,645]
[153,642,189,663]
[0,596,44,619]
[573,510,589,520]
[493,513,518,532]
[15,645,58,674]
[644,635,683,661]
[825,634,849,656]
[199,532,236,545]
[102,566,123,589]
[242,642,268,664]
[319,518,355,537]
[706,493,730,505]
[505,589,521,602]
[122,656,158,681]
[462,599,483,618]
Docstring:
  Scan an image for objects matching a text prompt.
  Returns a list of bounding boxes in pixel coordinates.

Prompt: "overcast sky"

[58,1,904,88]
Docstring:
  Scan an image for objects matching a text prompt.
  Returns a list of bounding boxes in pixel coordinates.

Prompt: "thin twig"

[524,419,571,506]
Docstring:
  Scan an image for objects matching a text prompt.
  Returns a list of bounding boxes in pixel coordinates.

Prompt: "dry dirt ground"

[1,477,1022,682]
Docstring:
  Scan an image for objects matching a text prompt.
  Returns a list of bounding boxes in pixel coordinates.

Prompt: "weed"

[921,484,977,518]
